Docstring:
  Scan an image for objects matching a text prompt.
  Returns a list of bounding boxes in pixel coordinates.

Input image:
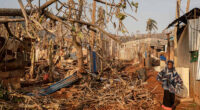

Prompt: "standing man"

[157,60,183,110]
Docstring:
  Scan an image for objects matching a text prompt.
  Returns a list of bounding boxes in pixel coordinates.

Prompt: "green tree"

[146,18,158,33]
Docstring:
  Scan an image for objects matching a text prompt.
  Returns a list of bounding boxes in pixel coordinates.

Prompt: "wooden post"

[167,33,171,60]
[186,0,190,13]
[89,0,96,72]
[30,42,35,79]
[174,0,181,67]
[146,33,152,68]
[48,39,54,82]
[100,33,103,73]
[91,0,96,48]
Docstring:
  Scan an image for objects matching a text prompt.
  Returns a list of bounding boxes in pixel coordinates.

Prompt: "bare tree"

[0,0,138,73]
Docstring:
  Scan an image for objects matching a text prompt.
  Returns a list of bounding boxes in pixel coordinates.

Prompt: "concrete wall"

[118,43,147,61]
[118,37,167,61]
[176,67,190,98]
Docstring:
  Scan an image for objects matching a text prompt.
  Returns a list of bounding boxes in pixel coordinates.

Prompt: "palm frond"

[146,18,158,32]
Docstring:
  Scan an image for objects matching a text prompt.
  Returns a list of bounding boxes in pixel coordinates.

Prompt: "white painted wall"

[176,67,190,98]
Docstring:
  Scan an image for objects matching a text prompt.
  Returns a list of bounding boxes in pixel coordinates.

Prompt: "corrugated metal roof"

[188,17,200,51]
[167,8,200,29]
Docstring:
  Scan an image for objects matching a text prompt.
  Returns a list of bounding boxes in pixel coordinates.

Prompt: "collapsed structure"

[0,0,161,109]
[0,0,199,109]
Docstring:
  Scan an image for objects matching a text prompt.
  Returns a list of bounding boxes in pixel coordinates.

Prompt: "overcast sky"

[0,0,200,34]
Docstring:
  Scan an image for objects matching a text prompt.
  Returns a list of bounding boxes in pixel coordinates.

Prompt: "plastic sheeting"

[27,72,79,96]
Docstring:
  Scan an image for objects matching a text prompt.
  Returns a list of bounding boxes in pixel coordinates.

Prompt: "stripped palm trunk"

[48,39,54,82]
[30,42,35,79]
[72,0,84,72]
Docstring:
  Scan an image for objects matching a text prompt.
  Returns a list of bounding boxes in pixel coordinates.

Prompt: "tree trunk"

[89,0,96,73]
[146,32,152,68]
[72,0,84,71]
[72,34,83,71]
[0,18,24,23]
[30,42,35,79]
[0,8,31,16]
[91,0,96,48]
[48,39,54,82]
[76,44,84,70]
[0,0,56,16]
[167,33,170,60]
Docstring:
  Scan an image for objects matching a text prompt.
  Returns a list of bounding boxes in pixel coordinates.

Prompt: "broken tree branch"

[18,0,28,26]
[94,0,120,7]
[0,8,121,43]
[40,0,57,11]
[69,19,122,43]
[43,10,121,43]
[0,0,57,17]
[57,0,79,11]
[18,0,35,39]
[30,17,56,34]
[3,23,23,42]
[0,18,24,23]
[0,8,31,16]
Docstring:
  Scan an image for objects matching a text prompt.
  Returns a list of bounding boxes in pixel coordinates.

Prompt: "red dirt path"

[125,64,200,110]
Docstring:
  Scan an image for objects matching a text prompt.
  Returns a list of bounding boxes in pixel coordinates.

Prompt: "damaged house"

[167,8,200,104]
[0,17,33,91]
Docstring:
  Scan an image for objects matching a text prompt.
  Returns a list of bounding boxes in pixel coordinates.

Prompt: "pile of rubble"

[0,62,158,110]
[53,74,157,110]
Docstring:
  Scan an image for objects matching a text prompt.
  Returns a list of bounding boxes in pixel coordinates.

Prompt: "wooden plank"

[0,18,24,23]
[0,8,31,16]
[178,98,194,102]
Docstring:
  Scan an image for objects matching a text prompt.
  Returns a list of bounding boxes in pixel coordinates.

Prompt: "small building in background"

[117,33,168,61]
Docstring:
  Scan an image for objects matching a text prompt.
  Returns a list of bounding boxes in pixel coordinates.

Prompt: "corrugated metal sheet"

[189,17,200,51]
[197,48,200,80]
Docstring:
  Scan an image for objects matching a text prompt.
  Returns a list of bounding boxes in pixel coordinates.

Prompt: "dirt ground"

[124,62,200,110]
[1,61,200,110]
